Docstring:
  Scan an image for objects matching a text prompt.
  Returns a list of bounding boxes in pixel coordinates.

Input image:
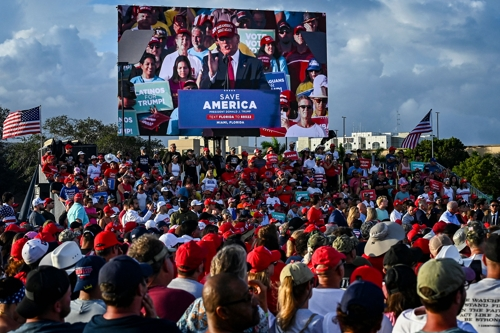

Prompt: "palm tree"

[260,137,286,156]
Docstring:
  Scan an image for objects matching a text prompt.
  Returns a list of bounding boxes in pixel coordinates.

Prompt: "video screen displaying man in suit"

[200,21,270,90]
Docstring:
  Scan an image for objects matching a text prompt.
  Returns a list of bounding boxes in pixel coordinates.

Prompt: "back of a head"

[203,273,246,314]
[210,244,247,280]
[176,220,198,237]
[256,224,279,250]
[127,234,166,275]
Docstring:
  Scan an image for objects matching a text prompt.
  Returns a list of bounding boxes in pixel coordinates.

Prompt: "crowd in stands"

[0,140,497,333]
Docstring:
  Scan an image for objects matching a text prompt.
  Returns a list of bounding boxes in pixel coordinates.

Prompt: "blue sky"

[1,0,499,145]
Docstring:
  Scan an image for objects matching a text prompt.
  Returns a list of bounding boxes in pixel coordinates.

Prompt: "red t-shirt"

[277,185,292,204]
[259,167,274,181]
[146,286,195,322]
[307,206,323,225]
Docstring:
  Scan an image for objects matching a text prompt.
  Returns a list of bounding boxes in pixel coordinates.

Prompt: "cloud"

[0,0,499,146]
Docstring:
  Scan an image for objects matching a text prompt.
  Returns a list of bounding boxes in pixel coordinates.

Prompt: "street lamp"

[436,112,440,140]
[342,116,346,145]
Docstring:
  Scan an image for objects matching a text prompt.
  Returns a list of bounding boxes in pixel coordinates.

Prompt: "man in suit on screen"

[200,21,270,90]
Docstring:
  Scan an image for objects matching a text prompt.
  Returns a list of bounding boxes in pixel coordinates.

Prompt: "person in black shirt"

[59,144,75,173]
[83,256,180,333]
[199,148,213,179]
[373,171,392,197]
[136,146,152,173]
[212,147,225,178]
[183,149,199,185]
[225,147,241,169]
[50,174,64,195]
[42,198,56,222]
[162,143,182,168]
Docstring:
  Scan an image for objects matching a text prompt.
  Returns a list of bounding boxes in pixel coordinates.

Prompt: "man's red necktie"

[227,55,235,89]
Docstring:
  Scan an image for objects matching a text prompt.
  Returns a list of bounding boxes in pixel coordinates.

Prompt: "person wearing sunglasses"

[285,96,326,137]
[483,199,500,226]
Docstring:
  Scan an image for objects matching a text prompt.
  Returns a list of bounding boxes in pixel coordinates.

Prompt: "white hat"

[159,233,186,250]
[160,187,169,192]
[104,153,115,163]
[198,222,207,231]
[289,179,297,184]
[22,239,49,265]
[78,151,85,156]
[345,150,352,154]
[32,197,44,208]
[145,220,157,229]
[157,201,166,212]
[90,155,97,159]
[309,74,328,98]
[435,245,464,265]
[39,241,83,275]
[191,200,202,206]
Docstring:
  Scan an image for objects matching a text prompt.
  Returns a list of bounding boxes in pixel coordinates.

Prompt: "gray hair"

[210,244,247,280]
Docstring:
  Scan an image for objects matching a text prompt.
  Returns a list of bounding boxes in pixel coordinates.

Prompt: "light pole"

[342,116,346,146]
[436,112,440,140]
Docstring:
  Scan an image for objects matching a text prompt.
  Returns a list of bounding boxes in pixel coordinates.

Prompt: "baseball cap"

[247,246,281,273]
[293,24,306,35]
[332,234,359,253]
[16,266,70,319]
[340,281,385,315]
[417,258,465,301]
[39,241,83,275]
[212,21,236,39]
[280,262,314,286]
[99,255,153,295]
[311,246,346,273]
[22,239,50,265]
[191,200,202,206]
[280,90,291,106]
[453,228,467,252]
[32,197,44,208]
[466,221,486,242]
[429,234,453,257]
[95,231,121,251]
[131,227,149,242]
[175,241,207,271]
[278,21,292,32]
[350,266,383,288]
[260,35,274,46]
[307,58,321,71]
[43,198,54,207]
[159,233,185,251]
[74,256,106,292]
[145,220,157,230]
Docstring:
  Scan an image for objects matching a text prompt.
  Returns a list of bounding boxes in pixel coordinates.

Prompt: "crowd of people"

[118,6,328,137]
[0,140,498,333]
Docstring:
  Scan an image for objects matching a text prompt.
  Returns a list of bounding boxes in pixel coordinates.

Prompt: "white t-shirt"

[136,192,148,211]
[390,210,402,222]
[304,159,316,170]
[313,166,325,175]
[286,124,325,138]
[458,278,500,332]
[307,187,323,195]
[202,177,218,192]
[309,288,344,316]
[159,52,203,81]
[322,311,393,333]
[154,212,170,223]
[395,306,477,333]
[266,197,281,206]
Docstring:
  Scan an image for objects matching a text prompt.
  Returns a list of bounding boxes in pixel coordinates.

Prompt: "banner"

[178,90,280,129]
[410,161,426,171]
[133,82,174,112]
[271,212,287,222]
[359,158,371,169]
[284,151,299,161]
[429,179,443,192]
[295,191,310,202]
[93,192,108,202]
[264,72,289,91]
[360,189,376,201]
[238,29,276,55]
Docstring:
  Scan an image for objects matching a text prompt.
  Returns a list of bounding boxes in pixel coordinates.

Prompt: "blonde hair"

[276,276,311,331]
[247,270,271,289]
[286,230,304,258]
[347,206,359,227]
[376,196,387,207]
[210,244,247,280]
[366,207,377,221]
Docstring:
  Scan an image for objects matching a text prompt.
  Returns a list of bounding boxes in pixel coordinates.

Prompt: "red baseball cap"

[105,223,123,233]
[247,246,281,273]
[212,21,236,39]
[11,238,28,261]
[175,241,207,271]
[103,206,115,216]
[280,90,291,106]
[260,35,274,46]
[218,222,234,234]
[412,238,430,255]
[350,265,383,288]
[432,221,447,235]
[253,212,263,218]
[311,246,346,273]
[94,231,121,251]
[64,144,73,150]
[43,223,61,235]
[43,198,54,207]
[293,25,306,35]
[74,193,83,201]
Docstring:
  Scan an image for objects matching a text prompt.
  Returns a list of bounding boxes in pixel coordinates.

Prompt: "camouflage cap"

[308,232,327,251]
[360,221,377,239]
[58,229,76,243]
[332,234,359,253]
[466,221,486,242]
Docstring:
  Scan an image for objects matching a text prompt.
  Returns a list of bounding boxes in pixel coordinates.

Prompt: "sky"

[0,0,499,145]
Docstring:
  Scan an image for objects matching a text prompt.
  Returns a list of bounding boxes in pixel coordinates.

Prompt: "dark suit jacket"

[200,51,270,90]
[483,212,500,226]
[416,209,431,227]
[331,210,348,227]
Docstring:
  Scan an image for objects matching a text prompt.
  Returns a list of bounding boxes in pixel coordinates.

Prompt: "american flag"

[401,109,432,149]
[2,106,41,139]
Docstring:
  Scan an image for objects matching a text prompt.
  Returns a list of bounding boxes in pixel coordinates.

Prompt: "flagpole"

[39,105,43,150]
[430,109,433,158]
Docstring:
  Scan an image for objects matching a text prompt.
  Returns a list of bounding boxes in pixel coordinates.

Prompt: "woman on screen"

[285,96,325,137]
[295,58,323,98]
[130,54,165,84]
[168,55,196,108]
[257,36,289,74]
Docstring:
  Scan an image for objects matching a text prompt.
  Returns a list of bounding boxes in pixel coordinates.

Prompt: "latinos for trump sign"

[133,82,173,112]
[178,90,280,129]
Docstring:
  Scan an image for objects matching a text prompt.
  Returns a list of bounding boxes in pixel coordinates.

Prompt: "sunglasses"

[299,105,313,110]
[279,29,291,34]
[148,44,161,49]
[280,106,289,112]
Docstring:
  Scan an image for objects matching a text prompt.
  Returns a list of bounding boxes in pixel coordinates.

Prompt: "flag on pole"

[401,109,432,149]
[2,106,41,139]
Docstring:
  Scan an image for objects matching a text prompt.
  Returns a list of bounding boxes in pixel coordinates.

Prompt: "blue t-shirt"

[188,48,209,62]
[60,185,79,200]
